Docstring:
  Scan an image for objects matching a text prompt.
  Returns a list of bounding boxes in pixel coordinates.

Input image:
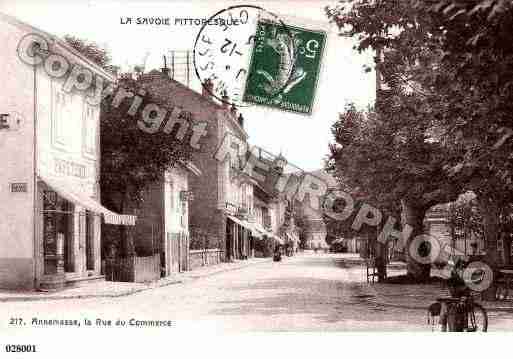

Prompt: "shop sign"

[54,158,87,178]
[10,182,28,193]
[0,112,23,131]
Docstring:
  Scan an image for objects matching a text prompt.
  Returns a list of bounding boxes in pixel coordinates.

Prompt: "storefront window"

[43,191,74,274]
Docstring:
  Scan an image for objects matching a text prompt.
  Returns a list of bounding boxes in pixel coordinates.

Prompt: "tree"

[326,0,513,283]
[100,77,193,255]
[325,1,467,281]
[447,194,484,256]
[327,101,462,281]
[100,78,192,213]
[63,35,116,73]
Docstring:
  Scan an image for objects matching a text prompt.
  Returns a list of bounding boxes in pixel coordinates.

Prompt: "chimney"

[237,114,244,128]
[202,78,214,98]
[161,55,170,77]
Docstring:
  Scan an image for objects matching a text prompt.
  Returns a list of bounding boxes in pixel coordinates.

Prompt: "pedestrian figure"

[273,245,282,262]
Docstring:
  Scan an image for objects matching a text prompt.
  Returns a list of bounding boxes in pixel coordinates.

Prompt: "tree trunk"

[478,196,500,264]
[477,195,500,300]
[375,223,387,282]
[376,240,388,282]
[401,200,431,282]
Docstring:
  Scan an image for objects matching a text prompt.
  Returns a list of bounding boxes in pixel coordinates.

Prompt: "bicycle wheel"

[468,303,488,332]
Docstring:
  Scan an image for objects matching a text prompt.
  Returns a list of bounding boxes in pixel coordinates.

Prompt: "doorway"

[42,190,75,274]
[85,211,95,271]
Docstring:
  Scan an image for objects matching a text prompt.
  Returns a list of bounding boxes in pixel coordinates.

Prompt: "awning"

[39,174,137,226]
[227,215,255,234]
[227,215,244,227]
[250,222,269,239]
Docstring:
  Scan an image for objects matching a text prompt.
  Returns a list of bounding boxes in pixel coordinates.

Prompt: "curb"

[0,279,183,303]
[182,258,271,280]
[0,258,272,302]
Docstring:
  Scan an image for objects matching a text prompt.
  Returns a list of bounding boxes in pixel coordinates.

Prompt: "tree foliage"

[100,77,193,213]
[64,35,193,212]
[63,35,116,73]
[325,0,513,279]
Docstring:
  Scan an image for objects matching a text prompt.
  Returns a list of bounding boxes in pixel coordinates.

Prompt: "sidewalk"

[336,252,407,270]
[0,257,271,302]
[360,268,513,313]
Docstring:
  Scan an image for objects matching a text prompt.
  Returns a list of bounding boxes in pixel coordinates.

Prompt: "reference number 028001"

[5,345,37,353]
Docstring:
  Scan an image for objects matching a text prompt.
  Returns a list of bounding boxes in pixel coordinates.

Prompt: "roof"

[0,11,115,82]
[140,70,223,109]
[139,69,248,139]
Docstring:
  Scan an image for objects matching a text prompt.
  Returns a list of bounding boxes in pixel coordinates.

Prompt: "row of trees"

[325,1,513,286]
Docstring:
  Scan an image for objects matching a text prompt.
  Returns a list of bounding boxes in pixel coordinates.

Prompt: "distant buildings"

[298,170,337,250]
[251,149,301,253]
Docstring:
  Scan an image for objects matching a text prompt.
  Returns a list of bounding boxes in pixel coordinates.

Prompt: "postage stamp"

[242,19,326,115]
[193,5,283,107]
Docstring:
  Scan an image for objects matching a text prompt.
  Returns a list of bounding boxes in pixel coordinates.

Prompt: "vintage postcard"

[0,0,512,357]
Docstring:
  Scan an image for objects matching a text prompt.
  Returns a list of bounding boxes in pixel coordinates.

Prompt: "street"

[2,253,513,332]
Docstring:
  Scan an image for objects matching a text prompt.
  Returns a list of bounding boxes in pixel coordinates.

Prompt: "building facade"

[133,163,200,276]
[297,170,336,250]
[138,70,258,262]
[0,13,134,290]
[250,148,301,252]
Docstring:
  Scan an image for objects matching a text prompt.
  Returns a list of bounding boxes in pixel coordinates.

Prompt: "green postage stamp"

[243,19,326,115]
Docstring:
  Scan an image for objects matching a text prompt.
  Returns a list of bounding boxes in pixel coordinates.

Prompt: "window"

[169,182,174,210]
[230,141,240,169]
[241,184,247,208]
[52,89,72,147]
[83,104,97,155]
[180,201,186,227]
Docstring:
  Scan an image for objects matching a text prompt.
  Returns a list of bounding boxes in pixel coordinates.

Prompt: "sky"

[0,0,376,171]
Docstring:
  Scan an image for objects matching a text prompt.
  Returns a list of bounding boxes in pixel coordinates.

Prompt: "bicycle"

[427,258,488,332]
[428,294,488,332]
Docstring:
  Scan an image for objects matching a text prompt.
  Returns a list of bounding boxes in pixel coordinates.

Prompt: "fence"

[189,249,223,270]
[167,232,189,274]
[105,254,160,283]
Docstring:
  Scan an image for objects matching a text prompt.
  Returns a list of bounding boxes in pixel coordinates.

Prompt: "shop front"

[226,215,256,260]
[36,173,136,289]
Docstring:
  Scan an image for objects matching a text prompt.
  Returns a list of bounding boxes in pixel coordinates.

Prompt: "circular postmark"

[193,5,292,107]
